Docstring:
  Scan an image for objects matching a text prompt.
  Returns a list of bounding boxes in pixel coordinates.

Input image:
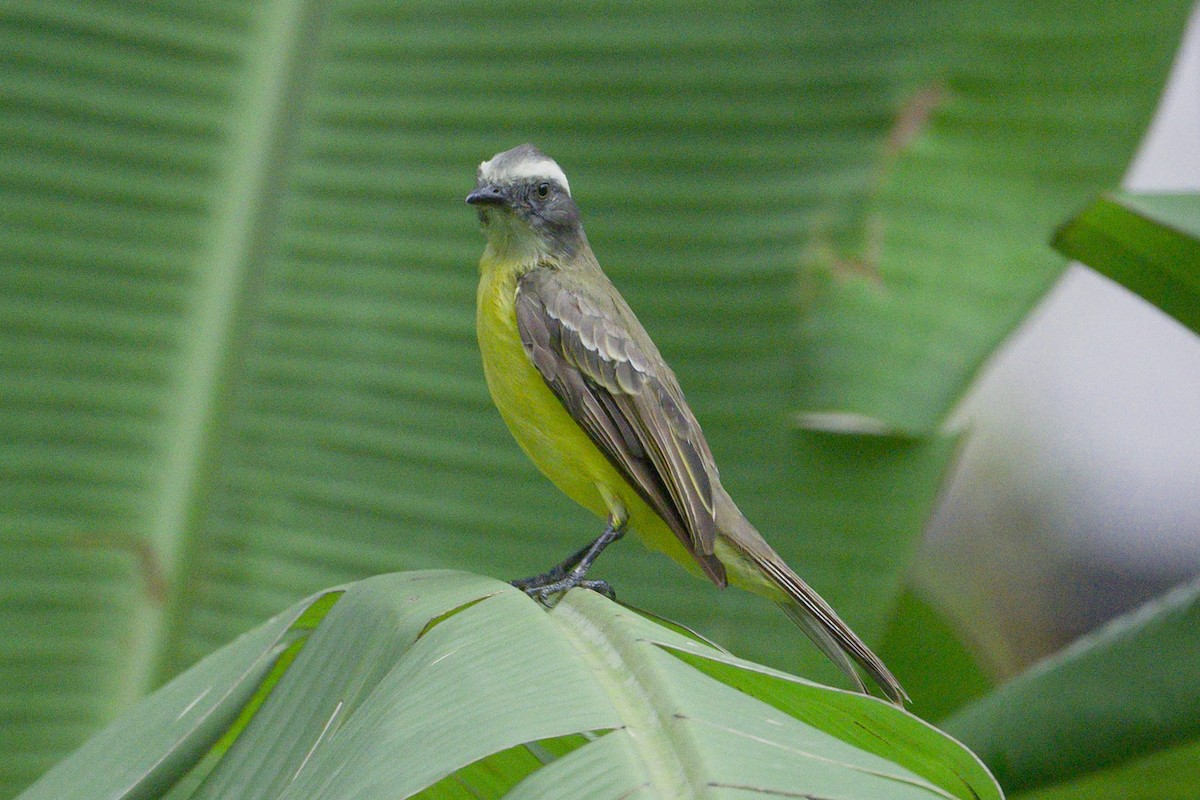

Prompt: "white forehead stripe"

[478,156,571,196]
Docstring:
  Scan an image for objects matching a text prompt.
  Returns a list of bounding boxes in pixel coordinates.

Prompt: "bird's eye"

[536,182,551,199]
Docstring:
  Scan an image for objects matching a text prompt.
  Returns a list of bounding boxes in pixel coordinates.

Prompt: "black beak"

[466,185,506,206]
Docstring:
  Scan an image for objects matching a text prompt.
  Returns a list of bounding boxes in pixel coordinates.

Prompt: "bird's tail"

[718,507,907,704]
[763,554,908,705]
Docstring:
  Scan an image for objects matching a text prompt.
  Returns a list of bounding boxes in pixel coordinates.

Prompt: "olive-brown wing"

[515,267,726,586]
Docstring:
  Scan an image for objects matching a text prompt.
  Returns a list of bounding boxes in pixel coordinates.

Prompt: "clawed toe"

[509,519,625,603]
[511,574,616,603]
[578,579,615,599]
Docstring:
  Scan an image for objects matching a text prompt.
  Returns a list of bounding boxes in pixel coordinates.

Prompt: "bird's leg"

[511,517,627,601]
[510,540,593,587]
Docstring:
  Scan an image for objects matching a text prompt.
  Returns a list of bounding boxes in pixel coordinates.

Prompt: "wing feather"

[516,267,725,585]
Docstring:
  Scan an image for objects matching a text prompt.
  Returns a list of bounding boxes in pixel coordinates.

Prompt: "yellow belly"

[475,262,701,573]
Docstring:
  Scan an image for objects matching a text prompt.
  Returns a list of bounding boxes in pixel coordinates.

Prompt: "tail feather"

[754,552,908,705]
[776,599,867,694]
[713,489,907,704]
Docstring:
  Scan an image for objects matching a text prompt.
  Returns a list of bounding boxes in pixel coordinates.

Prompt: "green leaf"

[942,576,1200,796]
[794,3,1193,433]
[13,586,343,800]
[1012,738,1200,800]
[759,430,962,685]
[1051,192,1200,335]
[17,572,1001,800]
[663,647,998,800]
[877,590,994,722]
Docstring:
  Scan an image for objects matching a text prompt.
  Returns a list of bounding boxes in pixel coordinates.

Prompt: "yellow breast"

[475,256,703,574]
[476,259,615,520]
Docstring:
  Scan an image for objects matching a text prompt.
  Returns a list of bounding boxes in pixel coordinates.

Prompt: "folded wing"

[515,267,727,586]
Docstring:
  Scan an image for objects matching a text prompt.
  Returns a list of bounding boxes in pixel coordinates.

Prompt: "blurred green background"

[0,1,1194,797]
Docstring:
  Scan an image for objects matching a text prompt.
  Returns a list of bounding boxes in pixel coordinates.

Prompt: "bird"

[467,143,906,704]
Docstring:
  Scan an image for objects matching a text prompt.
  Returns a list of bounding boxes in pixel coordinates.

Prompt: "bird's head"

[467,144,585,263]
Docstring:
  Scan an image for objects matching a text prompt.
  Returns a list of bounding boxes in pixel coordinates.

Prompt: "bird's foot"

[510,517,626,603]
[510,568,565,593]
[512,572,616,603]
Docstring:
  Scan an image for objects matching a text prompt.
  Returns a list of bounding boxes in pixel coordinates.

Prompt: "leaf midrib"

[550,591,707,799]
[128,0,328,698]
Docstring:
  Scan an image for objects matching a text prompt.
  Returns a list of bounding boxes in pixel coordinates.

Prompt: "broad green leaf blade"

[1012,738,1200,800]
[502,732,652,800]
[0,1,273,790]
[16,588,342,800]
[415,733,599,799]
[1052,192,1200,335]
[765,430,961,685]
[942,576,1200,796]
[653,637,998,799]
[878,590,994,722]
[795,2,1193,433]
[206,574,619,800]
[552,591,998,800]
[21,573,1001,800]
